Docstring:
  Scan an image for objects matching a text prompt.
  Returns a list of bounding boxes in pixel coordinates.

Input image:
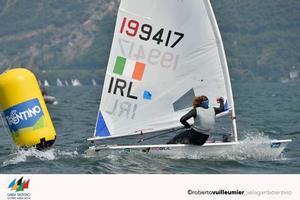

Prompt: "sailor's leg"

[167,130,192,144]
[190,130,209,145]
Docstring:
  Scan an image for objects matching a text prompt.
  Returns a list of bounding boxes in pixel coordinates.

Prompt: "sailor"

[38,81,48,97]
[167,95,225,145]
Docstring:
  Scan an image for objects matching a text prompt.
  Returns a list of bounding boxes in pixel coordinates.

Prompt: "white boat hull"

[88,139,292,160]
[44,95,57,104]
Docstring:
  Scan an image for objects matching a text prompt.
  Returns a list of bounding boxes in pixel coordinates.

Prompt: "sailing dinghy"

[88,0,291,158]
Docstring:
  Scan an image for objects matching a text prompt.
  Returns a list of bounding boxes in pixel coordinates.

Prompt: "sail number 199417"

[120,17,184,48]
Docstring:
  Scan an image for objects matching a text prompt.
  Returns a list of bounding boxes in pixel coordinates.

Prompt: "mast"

[204,0,238,142]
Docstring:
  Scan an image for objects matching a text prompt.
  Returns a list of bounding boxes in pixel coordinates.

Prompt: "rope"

[137,127,184,144]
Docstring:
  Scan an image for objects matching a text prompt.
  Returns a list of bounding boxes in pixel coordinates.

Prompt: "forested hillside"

[0,0,299,80]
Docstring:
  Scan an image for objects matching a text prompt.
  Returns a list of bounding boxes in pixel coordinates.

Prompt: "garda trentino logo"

[8,177,30,192]
[7,177,31,200]
[4,98,44,132]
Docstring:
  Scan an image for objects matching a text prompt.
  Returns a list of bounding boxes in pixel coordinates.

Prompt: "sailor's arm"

[180,108,196,128]
[214,97,225,115]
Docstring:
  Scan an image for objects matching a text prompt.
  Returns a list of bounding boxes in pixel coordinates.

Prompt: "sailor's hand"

[217,97,224,103]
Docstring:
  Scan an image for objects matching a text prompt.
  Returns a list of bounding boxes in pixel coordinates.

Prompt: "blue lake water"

[0,81,299,173]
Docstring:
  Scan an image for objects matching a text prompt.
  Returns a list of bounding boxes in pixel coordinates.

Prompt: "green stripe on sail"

[113,56,126,75]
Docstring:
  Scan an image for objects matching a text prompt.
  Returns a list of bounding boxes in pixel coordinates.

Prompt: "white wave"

[2,148,79,167]
[181,132,289,161]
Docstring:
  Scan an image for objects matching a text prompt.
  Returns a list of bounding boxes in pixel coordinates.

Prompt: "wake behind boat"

[87,0,291,158]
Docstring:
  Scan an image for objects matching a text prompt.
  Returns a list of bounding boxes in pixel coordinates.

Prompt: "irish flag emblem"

[113,56,146,81]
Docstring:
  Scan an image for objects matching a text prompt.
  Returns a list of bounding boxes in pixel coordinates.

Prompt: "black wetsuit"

[167,102,224,145]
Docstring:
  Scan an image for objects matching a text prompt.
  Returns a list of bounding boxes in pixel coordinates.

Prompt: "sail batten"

[92,0,236,140]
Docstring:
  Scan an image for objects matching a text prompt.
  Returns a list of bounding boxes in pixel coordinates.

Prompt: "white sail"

[289,69,299,80]
[71,79,81,87]
[57,78,64,87]
[44,80,50,87]
[92,0,236,140]
[92,79,97,86]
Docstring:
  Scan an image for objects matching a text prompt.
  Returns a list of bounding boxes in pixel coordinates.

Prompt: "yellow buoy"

[0,68,56,149]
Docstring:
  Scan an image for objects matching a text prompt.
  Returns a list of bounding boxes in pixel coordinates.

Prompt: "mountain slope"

[0,0,299,80]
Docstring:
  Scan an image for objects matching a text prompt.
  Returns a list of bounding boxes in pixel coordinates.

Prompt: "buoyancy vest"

[192,107,215,134]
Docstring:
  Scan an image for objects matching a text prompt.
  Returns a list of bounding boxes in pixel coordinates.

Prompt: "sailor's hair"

[192,96,208,108]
